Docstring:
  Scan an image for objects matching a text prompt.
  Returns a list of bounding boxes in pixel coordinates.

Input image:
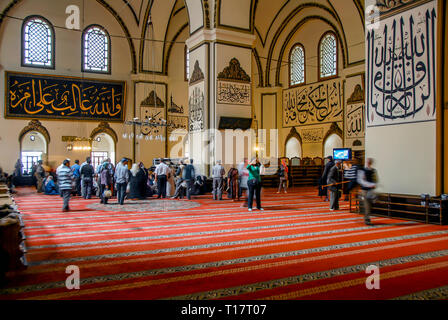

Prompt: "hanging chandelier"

[122,15,171,142]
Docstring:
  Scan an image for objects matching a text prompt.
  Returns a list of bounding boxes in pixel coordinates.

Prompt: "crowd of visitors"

[7,154,377,222]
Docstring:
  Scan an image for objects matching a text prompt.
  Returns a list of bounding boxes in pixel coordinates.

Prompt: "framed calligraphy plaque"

[365,0,437,127]
[5,71,126,122]
[282,78,344,127]
[301,128,324,143]
[216,80,251,105]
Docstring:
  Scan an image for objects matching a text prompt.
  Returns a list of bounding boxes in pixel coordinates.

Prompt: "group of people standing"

[320,155,378,225]
[30,154,377,225]
[211,157,264,212]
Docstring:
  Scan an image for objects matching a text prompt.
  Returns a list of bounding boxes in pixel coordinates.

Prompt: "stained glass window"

[82,25,110,73]
[289,44,305,86]
[22,16,54,68]
[319,32,337,78]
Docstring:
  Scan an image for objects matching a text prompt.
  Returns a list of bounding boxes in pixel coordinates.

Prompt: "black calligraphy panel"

[6,71,126,121]
[282,79,343,127]
[365,1,437,127]
[189,85,205,132]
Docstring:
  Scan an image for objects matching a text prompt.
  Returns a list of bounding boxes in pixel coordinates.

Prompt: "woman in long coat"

[129,163,147,200]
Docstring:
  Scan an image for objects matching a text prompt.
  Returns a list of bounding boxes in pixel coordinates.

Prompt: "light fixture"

[122,15,172,142]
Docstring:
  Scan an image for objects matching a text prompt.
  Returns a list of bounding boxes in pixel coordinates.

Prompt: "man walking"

[114,158,129,205]
[154,160,169,199]
[56,159,73,212]
[212,160,225,200]
[357,158,378,225]
[71,159,81,196]
[321,156,334,201]
[327,160,342,211]
[80,157,94,199]
[182,159,195,200]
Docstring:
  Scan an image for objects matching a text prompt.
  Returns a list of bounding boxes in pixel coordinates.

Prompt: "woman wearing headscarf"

[98,159,113,204]
[166,163,175,197]
[44,175,59,195]
[129,162,147,200]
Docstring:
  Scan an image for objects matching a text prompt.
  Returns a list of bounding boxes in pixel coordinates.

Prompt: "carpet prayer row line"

[1,187,448,300]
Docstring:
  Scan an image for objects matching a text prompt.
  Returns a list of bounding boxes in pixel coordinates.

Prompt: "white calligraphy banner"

[282,78,344,127]
[365,0,437,127]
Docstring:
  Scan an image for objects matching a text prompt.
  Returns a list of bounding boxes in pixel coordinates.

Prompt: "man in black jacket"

[327,160,342,211]
[321,156,334,201]
[80,157,94,199]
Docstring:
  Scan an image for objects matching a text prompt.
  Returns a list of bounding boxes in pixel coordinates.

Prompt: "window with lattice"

[319,32,337,79]
[22,16,54,68]
[82,25,110,73]
[289,44,305,86]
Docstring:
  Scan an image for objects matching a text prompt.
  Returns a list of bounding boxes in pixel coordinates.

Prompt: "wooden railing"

[350,191,447,225]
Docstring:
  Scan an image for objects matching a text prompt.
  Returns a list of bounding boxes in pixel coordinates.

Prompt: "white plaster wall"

[366,122,436,196]
[219,0,251,30]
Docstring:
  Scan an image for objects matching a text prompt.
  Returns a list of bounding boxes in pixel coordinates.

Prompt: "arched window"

[185,46,190,81]
[289,44,305,86]
[82,25,110,73]
[319,32,337,79]
[22,16,55,68]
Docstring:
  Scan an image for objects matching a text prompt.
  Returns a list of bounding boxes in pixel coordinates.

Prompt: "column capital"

[186,28,256,50]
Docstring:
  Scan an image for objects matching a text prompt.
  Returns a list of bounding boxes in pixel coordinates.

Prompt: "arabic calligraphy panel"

[167,116,188,135]
[135,82,167,136]
[216,80,251,105]
[189,83,205,133]
[365,0,437,127]
[282,78,344,127]
[6,71,126,121]
[301,128,324,143]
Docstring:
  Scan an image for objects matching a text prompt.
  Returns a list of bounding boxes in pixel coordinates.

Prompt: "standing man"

[246,157,264,212]
[80,157,94,199]
[57,159,73,212]
[212,160,225,200]
[71,159,81,196]
[182,159,196,200]
[327,160,342,211]
[154,160,169,199]
[114,158,129,205]
[35,160,45,193]
[357,158,377,225]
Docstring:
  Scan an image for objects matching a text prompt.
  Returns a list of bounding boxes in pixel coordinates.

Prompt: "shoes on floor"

[248,208,252,212]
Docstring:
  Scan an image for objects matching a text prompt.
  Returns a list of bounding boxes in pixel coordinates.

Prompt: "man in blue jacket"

[114,158,130,205]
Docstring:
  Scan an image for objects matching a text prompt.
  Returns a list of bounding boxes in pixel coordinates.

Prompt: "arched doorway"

[285,137,302,159]
[91,133,115,170]
[90,122,118,170]
[323,133,343,158]
[20,131,47,174]
[19,120,50,175]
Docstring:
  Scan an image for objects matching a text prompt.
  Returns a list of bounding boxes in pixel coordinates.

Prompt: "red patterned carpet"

[2,186,448,300]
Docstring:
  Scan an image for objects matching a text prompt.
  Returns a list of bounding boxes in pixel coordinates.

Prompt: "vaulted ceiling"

[0,0,365,79]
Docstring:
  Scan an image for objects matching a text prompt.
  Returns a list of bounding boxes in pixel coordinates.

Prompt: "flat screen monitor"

[333,148,352,161]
